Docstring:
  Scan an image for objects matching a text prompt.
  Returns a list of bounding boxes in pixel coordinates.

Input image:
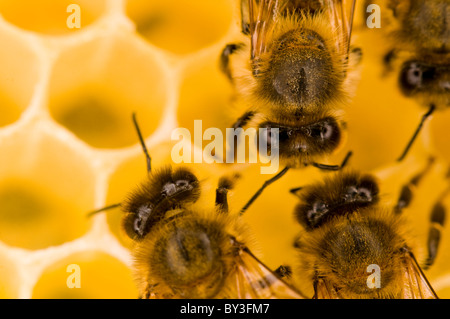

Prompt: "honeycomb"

[0,0,449,299]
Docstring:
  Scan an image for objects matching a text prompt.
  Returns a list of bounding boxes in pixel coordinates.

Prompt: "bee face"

[293,170,438,299]
[295,172,379,230]
[259,116,342,166]
[122,167,200,240]
[399,59,450,106]
[258,28,339,110]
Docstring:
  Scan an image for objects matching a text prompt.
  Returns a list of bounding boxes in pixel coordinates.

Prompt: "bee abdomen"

[317,218,402,295]
[151,220,227,298]
[260,29,339,111]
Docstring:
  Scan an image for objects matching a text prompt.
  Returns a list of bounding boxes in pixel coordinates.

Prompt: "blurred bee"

[90,114,304,299]
[221,0,361,213]
[365,0,450,161]
[288,158,446,298]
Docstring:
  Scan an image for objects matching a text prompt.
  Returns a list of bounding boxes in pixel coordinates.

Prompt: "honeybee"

[289,160,445,298]
[91,114,304,299]
[365,0,450,161]
[221,0,361,213]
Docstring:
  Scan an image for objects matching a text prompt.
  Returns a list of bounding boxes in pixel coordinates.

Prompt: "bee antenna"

[132,113,152,174]
[87,203,121,218]
[397,104,436,162]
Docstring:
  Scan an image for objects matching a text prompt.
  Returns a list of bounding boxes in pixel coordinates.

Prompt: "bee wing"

[313,278,354,299]
[400,251,438,299]
[231,247,305,299]
[245,0,287,60]
[314,251,438,299]
[322,0,356,57]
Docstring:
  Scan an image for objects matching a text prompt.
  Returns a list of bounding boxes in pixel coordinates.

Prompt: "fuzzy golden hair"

[230,11,360,116]
[294,207,411,298]
[373,0,450,53]
[131,208,256,299]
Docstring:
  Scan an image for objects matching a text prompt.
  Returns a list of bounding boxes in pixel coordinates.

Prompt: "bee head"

[122,167,201,240]
[399,59,450,107]
[259,116,342,165]
[294,172,380,230]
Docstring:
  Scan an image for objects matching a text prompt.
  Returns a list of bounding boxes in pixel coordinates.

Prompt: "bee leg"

[132,112,152,173]
[423,169,450,269]
[215,174,241,213]
[396,104,436,162]
[239,166,290,215]
[394,156,435,214]
[274,265,292,279]
[311,151,353,171]
[220,43,243,82]
[423,200,446,270]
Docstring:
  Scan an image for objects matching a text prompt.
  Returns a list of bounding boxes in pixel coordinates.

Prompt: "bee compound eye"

[161,182,177,197]
[357,187,372,201]
[133,217,142,234]
[407,64,423,85]
[400,61,425,95]
[122,213,145,240]
[344,186,359,201]
[175,180,188,187]
[305,200,329,227]
[258,124,275,147]
[320,122,333,139]
[175,179,192,191]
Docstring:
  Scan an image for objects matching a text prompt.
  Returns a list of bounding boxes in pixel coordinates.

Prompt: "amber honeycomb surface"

[0,0,449,299]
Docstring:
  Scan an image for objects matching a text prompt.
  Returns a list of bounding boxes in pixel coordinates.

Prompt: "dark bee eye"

[344,186,358,199]
[161,182,176,197]
[342,177,379,206]
[308,119,338,142]
[259,123,283,148]
[175,180,190,188]
[295,200,330,229]
[399,61,436,96]
[357,187,372,200]
[122,211,146,240]
[133,217,142,234]
[319,122,333,139]
[401,62,422,88]
[308,201,329,223]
